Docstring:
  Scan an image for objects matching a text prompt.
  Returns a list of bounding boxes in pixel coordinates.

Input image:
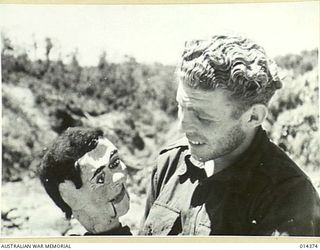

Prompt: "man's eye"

[109,158,120,169]
[96,173,105,184]
[198,116,209,122]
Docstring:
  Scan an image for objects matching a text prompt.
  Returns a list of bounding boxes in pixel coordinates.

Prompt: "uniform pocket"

[141,201,181,235]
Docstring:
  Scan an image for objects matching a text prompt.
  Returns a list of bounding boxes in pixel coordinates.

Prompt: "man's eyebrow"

[179,102,213,117]
[189,105,220,120]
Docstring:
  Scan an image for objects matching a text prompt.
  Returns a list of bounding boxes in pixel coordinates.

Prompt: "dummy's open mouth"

[110,185,128,218]
[110,184,126,204]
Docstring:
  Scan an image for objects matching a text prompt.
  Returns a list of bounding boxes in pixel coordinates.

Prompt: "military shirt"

[140,128,320,236]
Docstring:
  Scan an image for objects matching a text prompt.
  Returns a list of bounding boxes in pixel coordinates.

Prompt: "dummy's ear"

[242,104,268,128]
[59,181,83,210]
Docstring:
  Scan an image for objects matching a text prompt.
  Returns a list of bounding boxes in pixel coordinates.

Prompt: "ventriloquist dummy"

[39,127,131,235]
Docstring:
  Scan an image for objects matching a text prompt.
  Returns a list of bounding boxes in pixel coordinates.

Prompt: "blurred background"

[1,2,319,236]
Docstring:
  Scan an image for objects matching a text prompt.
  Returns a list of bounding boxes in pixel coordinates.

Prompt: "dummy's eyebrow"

[90,149,118,181]
[90,165,106,181]
[110,149,118,159]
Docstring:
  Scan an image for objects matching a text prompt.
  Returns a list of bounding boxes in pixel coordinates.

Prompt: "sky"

[0,1,319,66]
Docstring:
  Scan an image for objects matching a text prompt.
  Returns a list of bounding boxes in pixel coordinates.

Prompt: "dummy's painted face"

[59,138,130,233]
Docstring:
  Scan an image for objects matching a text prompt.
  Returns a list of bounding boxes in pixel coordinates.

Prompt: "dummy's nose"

[112,172,126,183]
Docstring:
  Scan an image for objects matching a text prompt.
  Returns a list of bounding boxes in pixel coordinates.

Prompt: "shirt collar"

[177,126,268,187]
[178,155,207,183]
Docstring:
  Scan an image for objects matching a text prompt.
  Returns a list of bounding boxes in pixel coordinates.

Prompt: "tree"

[1,32,14,56]
[98,51,108,70]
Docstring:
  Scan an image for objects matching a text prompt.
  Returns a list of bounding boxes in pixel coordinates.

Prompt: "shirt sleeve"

[251,177,320,236]
[140,165,158,227]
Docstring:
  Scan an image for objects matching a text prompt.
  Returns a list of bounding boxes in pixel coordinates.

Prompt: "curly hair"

[38,127,103,219]
[178,34,282,114]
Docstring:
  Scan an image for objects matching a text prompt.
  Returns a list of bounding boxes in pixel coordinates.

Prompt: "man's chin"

[190,150,209,162]
[190,146,223,162]
[189,144,210,161]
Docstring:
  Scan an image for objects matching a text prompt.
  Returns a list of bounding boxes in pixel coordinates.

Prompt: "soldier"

[140,34,320,236]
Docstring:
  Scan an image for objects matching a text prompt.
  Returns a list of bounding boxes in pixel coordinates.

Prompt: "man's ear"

[59,181,82,210]
[242,104,268,128]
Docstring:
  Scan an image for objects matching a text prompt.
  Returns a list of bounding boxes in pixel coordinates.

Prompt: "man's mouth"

[188,139,205,146]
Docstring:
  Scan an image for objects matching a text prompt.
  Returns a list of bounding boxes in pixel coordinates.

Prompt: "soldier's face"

[59,138,130,233]
[176,82,246,162]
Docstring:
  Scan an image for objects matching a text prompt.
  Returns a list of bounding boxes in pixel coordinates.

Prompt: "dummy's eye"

[96,172,105,184]
[109,158,120,169]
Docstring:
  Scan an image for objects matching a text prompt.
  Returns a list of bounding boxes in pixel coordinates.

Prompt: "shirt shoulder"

[152,137,189,190]
[259,139,312,184]
[255,139,318,204]
[159,136,189,155]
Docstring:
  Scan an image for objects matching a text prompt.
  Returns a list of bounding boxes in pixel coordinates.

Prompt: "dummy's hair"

[178,34,282,113]
[39,127,103,219]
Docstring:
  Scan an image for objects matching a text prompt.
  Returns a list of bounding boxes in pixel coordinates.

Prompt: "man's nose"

[178,110,194,133]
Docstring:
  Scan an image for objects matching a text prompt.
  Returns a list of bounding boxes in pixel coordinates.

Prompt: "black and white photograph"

[1,1,319,238]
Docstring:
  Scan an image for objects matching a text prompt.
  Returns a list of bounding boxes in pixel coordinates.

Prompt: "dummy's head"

[39,127,130,233]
